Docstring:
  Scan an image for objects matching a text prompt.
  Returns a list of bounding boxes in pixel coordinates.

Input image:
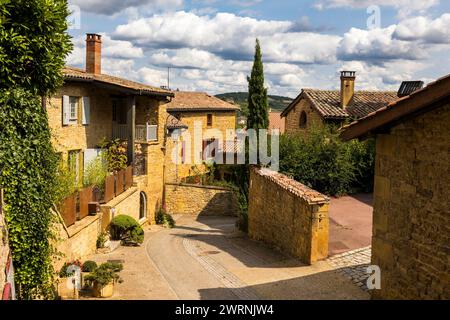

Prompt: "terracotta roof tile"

[63,67,172,96]
[166,91,239,112]
[282,89,398,120]
[304,89,398,119]
[166,114,188,130]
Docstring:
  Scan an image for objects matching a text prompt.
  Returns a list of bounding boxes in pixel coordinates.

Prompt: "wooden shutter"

[82,97,90,125]
[62,95,70,126]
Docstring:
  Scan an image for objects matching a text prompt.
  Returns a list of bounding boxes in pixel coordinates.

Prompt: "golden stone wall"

[165,183,238,217]
[371,103,450,300]
[284,98,324,136]
[248,167,330,264]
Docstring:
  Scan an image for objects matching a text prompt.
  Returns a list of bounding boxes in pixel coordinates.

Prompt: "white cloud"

[314,0,439,17]
[337,26,424,61]
[394,13,450,44]
[70,0,183,15]
[113,11,340,64]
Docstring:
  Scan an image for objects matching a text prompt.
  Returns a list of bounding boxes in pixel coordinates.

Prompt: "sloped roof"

[340,73,450,141]
[63,67,173,97]
[281,89,398,120]
[166,91,239,112]
[166,114,188,130]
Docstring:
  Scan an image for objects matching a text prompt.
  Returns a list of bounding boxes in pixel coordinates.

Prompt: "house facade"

[341,74,450,300]
[281,71,399,136]
[164,91,239,182]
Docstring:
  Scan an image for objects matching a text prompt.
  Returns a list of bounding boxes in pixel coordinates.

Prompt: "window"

[69,96,79,121]
[299,111,307,128]
[207,114,213,126]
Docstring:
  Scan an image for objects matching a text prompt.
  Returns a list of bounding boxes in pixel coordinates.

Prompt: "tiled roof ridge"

[253,167,330,204]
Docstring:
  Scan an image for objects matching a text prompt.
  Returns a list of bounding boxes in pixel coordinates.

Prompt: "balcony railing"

[112,123,157,142]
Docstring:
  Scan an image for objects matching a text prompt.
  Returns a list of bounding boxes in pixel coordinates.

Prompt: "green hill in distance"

[215,92,293,115]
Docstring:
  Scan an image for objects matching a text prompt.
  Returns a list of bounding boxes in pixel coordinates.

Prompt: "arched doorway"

[139,192,147,220]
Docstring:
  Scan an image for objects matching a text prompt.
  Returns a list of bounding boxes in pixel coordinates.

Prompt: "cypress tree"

[247,39,269,131]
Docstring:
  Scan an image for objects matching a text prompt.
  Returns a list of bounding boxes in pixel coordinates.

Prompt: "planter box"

[56,278,79,300]
[93,282,114,298]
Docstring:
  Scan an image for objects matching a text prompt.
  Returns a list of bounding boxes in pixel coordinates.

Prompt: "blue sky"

[67,0,450,97]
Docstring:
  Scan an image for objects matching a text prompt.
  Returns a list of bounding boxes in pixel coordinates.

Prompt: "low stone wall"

[248,167,330,264]
[165,183,238,216]
[55,187,142,270]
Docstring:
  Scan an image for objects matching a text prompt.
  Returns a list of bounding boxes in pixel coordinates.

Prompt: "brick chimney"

[340,71,356,108]
[86,33,102,74]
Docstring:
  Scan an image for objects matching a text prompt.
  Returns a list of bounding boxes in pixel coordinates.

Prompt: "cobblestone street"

[327,247,372,291]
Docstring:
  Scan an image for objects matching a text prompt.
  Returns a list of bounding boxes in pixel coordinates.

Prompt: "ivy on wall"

[0,0,72,299]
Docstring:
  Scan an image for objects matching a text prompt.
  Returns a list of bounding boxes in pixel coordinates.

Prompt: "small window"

[299,111,307,128]
[207,114,213,126]
[139,192,147,220]
[69,96,79,121]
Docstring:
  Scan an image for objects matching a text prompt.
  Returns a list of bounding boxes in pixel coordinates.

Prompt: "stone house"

[46,33,238,263]
[281,71,398,136]
[164,91,239,182]
[268,111,285,134]
[341,73,450,299]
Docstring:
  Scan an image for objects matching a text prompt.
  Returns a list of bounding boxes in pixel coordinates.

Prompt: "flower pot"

[93,282,114,298]
[56,278,79,300]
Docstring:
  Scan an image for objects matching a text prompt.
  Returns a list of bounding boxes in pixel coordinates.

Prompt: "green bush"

[99,139,128,172]
[109,215,144,245]
[96,232,108,249]
[279,125,375,196]
[82,261,98,273]
[156,209,175,228]
[84,262,123,288]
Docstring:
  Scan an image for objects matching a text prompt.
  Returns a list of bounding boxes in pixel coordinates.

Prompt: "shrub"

[156,209,175,228]
[96,232,108,249]
[109,215,144,245]
[82,261,98,273]
[59,260,82,278]
[279,125,375,196]
[83,155,109,190]
[84,262,123,288]
[99,139,128,172]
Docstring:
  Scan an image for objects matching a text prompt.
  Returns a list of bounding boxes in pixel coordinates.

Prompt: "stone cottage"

[341,73,450,300]
[164,91,239,182]
[281,71,398,136]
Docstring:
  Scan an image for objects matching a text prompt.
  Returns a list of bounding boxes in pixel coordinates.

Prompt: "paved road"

[144,215,369,300]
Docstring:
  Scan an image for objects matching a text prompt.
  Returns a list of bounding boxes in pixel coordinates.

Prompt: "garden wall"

[165,183,238,217]
[248,167,330,264]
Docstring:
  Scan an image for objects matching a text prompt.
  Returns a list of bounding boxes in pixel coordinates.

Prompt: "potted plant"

[56,260,83,299]
[84,262,123,298]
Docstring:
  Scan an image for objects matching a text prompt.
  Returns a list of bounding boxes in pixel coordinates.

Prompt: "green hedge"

[279,125,375,196]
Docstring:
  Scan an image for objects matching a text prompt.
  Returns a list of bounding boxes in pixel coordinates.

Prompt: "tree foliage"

[0,0,72,299]
[0,0,73,95]
[247,39,269,131]
[279,125,375,196]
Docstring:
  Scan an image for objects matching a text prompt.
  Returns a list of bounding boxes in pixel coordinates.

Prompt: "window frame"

[299,111,307,129]
[69,96,80,123]
[207,114,213,127]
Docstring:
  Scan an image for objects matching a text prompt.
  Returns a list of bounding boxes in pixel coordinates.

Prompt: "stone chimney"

[86,33,102,74]
[340,71,356,108]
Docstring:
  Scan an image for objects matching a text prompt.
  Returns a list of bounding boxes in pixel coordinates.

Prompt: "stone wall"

[284,97,324,136]
[55,187,142,270]
[248,167,330,264]
[371,103,450,300]
[165,183,238,216]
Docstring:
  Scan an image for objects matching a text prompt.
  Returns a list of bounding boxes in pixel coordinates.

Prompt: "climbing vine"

[0,89,60,298]
[0,0,72,299]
